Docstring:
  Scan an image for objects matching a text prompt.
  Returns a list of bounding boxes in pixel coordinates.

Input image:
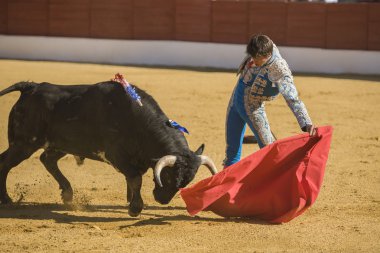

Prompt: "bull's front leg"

[125,175,144,217]
[125,177,132,203]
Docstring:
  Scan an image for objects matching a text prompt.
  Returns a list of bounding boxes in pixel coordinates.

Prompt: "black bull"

[0,81,217,216]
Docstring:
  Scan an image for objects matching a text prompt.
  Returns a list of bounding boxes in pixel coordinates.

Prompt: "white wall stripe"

[1,35,379,75]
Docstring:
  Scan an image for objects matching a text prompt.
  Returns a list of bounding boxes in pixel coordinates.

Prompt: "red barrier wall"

[211,1,248,44]
[175,0,211,42]
[287,3,326,48]
[133,0,175,40]
[368,3,380,50]
[0,1,379,51]
[90,0,133,39]
[326,3,368,50]
[49,0,90,37]
[0,0,7,34]
[249,2,288,46]
[7,0,48,35]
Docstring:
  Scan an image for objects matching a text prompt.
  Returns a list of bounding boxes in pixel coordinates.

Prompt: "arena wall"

[1,35,379,74]
[0,1,379,74]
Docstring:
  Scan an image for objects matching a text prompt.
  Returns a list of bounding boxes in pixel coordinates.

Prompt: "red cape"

[180,126,333,223]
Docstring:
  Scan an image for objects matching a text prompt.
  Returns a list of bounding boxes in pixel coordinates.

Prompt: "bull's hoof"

[0,195,13,204]
[128,209,141,217]
[61,189,73,204]
[128,204,143,217]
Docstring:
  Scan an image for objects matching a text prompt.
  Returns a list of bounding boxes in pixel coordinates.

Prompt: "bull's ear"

[150,158,159,168]
[194,144,205,155]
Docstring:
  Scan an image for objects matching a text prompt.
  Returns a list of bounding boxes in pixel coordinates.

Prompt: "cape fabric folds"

[180,126,333,223]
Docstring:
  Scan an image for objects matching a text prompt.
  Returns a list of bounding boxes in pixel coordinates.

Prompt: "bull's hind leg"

[40,150,73,204]
[0,145,37,204]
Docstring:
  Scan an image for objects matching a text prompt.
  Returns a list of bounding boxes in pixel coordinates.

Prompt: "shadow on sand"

[0,202,272,226]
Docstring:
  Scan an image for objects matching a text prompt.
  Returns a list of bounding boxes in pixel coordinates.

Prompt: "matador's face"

[251,54,271,67]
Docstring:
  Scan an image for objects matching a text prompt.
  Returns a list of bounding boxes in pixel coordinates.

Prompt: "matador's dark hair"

[246,34,273,58]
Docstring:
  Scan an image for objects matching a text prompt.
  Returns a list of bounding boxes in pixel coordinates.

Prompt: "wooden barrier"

[7,0,48,35]
[133,0,175,40]
[0,0,7,34]
[326,3,368,50]
[287,3,326,48]
[0,0,379,51]
[175,0,211,42]
[49,0,90,37]
[90,0,133,39]
[249,2,288,46]
[368,3,380,50]
[211,1,248,44]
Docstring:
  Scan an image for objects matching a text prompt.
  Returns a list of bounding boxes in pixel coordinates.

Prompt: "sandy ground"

[0,59,379,252]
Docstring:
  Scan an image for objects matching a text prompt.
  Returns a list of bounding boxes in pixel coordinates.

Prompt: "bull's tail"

[0,82,35,97]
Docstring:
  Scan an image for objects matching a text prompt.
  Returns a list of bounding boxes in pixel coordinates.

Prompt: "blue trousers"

[224,80,275,167]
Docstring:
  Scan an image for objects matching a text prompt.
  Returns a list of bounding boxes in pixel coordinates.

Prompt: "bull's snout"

[154,196,170,205]
[153,188,175,205]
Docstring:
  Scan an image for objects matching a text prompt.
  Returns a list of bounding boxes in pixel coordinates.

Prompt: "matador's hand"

[305,124,316,136]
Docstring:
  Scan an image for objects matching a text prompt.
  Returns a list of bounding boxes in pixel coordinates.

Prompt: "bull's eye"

[161,169,174,185]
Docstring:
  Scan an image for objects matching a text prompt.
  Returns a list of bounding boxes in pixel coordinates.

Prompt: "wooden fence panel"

[248,2,287,46]
[7,0,48,35]
[368,4,380,50]
[90,0,133,39]
[175,0,211,42]
[0,0,7,33]
[0,1,379,52]
[287,3,326,48]
[211,1,248,44]
[133,0,175,40]
[326,3,368,50]
[49,0,90,37]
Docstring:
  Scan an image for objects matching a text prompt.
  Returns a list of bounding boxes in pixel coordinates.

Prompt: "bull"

[0,81,217,216]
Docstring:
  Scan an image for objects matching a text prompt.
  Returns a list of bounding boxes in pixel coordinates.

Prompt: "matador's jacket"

[224,44,312,166]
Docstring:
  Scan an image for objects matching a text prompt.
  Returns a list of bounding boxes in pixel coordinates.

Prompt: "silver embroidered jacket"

[237,44,312,129]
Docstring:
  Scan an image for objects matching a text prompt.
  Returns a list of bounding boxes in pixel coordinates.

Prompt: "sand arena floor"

[0,59,379,252]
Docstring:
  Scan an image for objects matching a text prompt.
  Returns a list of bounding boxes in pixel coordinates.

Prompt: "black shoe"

[243,135,257,144]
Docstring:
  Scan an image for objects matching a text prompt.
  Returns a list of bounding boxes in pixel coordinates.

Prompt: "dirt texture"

[0,59,379,252]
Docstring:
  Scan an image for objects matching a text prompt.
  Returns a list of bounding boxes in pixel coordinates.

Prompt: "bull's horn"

[154,155,177,187]
[199,155,218,175]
